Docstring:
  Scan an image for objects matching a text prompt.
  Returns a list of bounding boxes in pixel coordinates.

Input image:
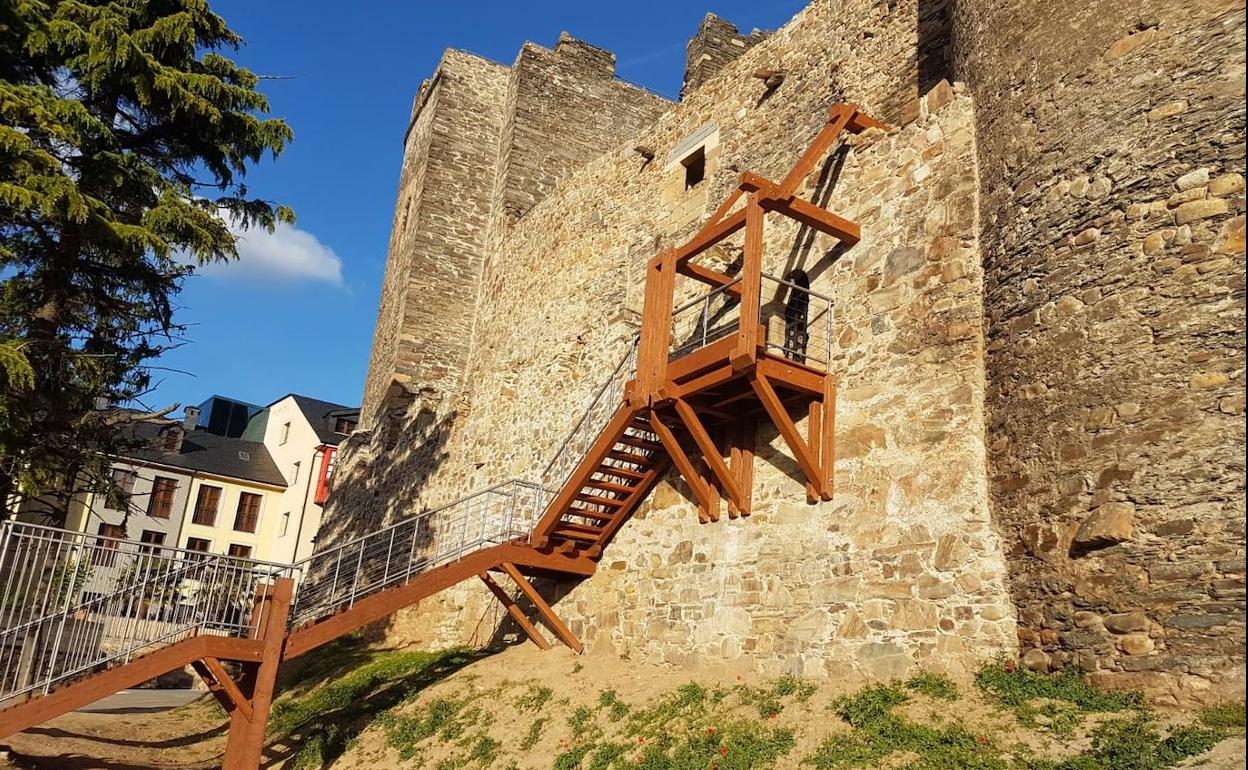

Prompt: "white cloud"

[194,221,345,286]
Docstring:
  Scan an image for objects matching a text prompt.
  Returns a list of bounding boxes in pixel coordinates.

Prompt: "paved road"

[76,688,203,714]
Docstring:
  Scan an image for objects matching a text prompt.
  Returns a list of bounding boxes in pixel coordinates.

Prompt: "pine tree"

[0,0,293,521]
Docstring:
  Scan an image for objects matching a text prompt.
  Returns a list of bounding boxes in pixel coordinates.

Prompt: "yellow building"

[60,408,290,563]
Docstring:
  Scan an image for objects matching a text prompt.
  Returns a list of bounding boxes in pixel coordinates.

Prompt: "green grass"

[736,675,818,719]
[974,660,1144,715]
[1199,702,1246,730]
[906,672,959,701]
[598,689,631,721]
[1021,715,1222,770]
[516,684,555,712]
[270,646,474,769]
[520,717,549,750]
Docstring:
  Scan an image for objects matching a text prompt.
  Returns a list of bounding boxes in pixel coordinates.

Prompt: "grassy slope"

[262,641,1245,770]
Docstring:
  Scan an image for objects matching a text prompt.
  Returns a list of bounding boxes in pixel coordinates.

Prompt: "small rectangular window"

[94,523,126,566]
[107,468,136,510]
[233,492,261,533]
[292,461,300,484]
[147,476,178,519]
[192,485,222,526]
[279,421,291,445]
[334,418,356,435]
[682,146,706,190]
[185,537,211,560]
[140,529,166,554]
[228,543,253,559]
[280,511,291,537]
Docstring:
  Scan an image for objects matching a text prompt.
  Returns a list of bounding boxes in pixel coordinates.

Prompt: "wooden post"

[738,418,755,516]
[222,577,294,770]
[636,250,676,405]
[820,376,836,501]
[479,572,551,650]
[806,400,822,504]
[499,563,582,654]
[733,195,764,369]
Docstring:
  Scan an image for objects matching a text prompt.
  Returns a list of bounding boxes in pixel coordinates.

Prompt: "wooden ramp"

[0,102,886,769]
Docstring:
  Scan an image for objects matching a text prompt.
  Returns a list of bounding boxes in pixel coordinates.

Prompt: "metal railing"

[759,273,835,371]
[669,278,743,360]
[540,336,639,497]
[0,521,294,703]
[287,479,544,628]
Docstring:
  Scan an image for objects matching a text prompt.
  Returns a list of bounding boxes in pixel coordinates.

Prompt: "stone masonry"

[329,0,1245,702]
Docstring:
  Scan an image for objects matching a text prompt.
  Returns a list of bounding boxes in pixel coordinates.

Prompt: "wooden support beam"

[479,572,551,650]
[283,544,595,660]
[763,195,861,245]
[736,418,755,516]
[673,208,747,264]
[820,375,836,501]
[778,104,854,197]
[636,252,676,403]
[807,400,822,504]
[733,195,764,368]
[676,261,742,296]
[846,107,890,134]
[649,411,715,523]
[749,372,822,489]
[500,563,582,654]
[192,657,254,722]
[672,397,743,511]
[222,577,293,770]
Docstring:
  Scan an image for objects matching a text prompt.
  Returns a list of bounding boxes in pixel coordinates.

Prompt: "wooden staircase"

[534,406,669,558]
[0,102,888,769]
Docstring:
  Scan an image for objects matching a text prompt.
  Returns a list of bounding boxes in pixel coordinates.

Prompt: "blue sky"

[146,0,808,412]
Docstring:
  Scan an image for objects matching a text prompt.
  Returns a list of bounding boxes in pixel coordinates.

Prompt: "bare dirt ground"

[0,644,1242,770]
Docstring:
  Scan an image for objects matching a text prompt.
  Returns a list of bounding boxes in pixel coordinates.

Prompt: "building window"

[233,492,261,533]
[280,511,291,537]
[147,476,178,519]
[228,543,253,559]
[161,428,181,452]
[192,485,222,526]
[315,447,337,505]
[682,146,706,190]
[94,523,126,566]
[280,421,291,445]
[185,537,211,560]
[334,417,356,435]
[292,461,300,484]
[139,529,166,554]
[107,468,136,511]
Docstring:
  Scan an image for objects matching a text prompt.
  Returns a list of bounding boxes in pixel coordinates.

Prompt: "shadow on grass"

[261,639,490,769]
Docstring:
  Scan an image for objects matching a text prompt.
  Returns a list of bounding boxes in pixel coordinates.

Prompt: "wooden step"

[576,493,624,508]
[593,465,647,481]
[563,507,615,523]
[549,527,601,542]
[585,479,637,496]
[617,436,662,452]
[554,521,606,537]
[606,450,653,466]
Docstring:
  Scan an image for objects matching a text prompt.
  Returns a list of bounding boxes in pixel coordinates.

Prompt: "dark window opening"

[228,544,253,559]
[233,492,261,533]
[147,476,178,519]
[334,417,357,435]
[140,529,166,554]
[192,485,222,526]
[682,147,706,190]
[186,537,211,560]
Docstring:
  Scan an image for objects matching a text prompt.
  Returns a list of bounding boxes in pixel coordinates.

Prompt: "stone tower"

[331,0,1244,702]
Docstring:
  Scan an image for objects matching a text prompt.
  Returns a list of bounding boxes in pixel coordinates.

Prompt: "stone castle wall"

[328,0,1245,697]
[952,0,1246,704]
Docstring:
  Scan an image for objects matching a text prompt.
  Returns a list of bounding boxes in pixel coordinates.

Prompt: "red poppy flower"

[720,746,729,757]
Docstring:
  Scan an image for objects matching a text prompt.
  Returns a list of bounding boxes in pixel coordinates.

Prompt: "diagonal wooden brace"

[749,372,822,491]
[649,411,716,522]
[479,572,551,650]
[672,397,743,512]
[500,563,582,654]
[192,657,254,722]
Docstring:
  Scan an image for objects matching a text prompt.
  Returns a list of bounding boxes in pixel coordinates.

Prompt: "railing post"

[734,193,764,369]
[636,249,676,406]
[222,577,294,770]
